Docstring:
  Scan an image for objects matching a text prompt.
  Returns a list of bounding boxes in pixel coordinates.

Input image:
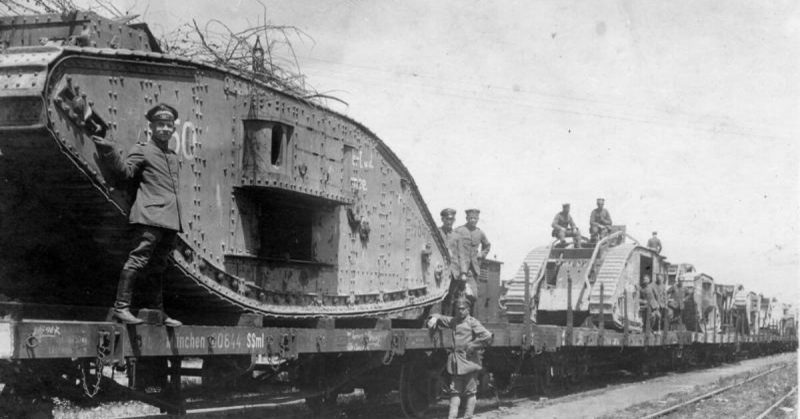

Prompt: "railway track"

[78,356,792,419]
[636,361,796,419]
[754,385,797,419]
[640,364,787,418]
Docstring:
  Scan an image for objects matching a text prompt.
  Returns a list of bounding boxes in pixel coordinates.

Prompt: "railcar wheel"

[399,355,442,418]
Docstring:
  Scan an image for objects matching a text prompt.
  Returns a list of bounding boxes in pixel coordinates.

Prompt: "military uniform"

[431,305,492,419]
[647,234,662,253]
[453,223,490,300]
[551,204,581,246]
[640,281,661,329]
[93,103,183,326]
[439,209,464,315]
[100,139,183,271]
[589,206,612,240]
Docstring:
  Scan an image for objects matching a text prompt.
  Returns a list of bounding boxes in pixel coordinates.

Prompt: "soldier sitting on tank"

[551,203,582,248]
[91,103,183,327]
[589,198,613,242]
[427,297,492,419]
[454,209,491,311]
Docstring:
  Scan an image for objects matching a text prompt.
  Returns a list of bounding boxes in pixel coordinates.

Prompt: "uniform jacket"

[641,283,660,310]
[551,211,577,236]
[668,284,685,309]
[590,208,613,228]
[453,225,491,276]
[654,283,667,307]
[439,225,462,279]
[435,314,492,376]
[647,237,662,253]
[99,140,183,232]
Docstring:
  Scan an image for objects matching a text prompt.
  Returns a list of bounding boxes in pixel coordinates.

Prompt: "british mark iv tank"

[0,11,448,321]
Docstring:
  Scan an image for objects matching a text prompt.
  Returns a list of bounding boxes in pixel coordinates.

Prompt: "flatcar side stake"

[599,283,605,346]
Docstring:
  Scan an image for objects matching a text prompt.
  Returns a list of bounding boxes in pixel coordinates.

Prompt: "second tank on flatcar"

[502,226,665,332]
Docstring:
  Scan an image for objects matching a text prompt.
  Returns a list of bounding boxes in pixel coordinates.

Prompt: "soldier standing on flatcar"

[454,209,491,309]
[667,280,685,328]
[439,208,462,315]
[640,275,660,331]
[654,276,668,329]
[427,297,492,419]
[589,198,613,242]
[91,103,183,327]
[551,203,582,248]
[647,231,662,253]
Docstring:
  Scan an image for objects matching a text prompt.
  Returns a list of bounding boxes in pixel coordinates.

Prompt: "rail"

[754,385,797,419]
[639,364,788,419]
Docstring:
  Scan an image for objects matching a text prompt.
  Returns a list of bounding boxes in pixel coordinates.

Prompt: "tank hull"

[0,44,448,320]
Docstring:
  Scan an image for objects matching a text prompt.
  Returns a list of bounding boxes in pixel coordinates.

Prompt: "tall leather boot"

[113,269,144,325]
[464,395,477,419]
[150,272,182,328]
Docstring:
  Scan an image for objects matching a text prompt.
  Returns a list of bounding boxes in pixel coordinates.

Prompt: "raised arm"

[92,137,145,181]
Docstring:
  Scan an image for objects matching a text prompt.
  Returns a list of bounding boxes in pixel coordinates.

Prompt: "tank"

[0,12,448,321]
[501,226,664,331]
[667,263,696,285]
[747,292,761,334]
[715,283,736,332]
[758,295,773,330]
[780,303,797,336]
[680,273,720,332]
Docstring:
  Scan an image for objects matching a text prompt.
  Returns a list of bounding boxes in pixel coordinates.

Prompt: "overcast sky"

[78,0,799,303]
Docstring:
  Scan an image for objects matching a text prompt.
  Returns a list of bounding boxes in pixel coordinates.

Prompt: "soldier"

[667,280,685,328]
[647,231,662,253]
[551,203,581,248]
[640,275,660,331]
[654,276,668,329]
[91,103,183,327]
[439,208,462,315]
[427,297,492,419]
[589,198,613,241]
[454,209,491,307]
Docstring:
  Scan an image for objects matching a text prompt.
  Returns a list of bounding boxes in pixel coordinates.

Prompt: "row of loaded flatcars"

[499,230,797,337]
[0,11,795,418]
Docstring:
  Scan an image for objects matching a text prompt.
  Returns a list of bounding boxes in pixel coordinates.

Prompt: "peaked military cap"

[440,208,456,217]
[465,208,480,215]
[146,103,179,122]
[562,203,570,208]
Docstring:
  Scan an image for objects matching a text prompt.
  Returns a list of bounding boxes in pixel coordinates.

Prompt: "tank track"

[0,46,443,321]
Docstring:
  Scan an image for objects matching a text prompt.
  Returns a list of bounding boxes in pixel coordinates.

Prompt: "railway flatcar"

[0,10,795,419]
